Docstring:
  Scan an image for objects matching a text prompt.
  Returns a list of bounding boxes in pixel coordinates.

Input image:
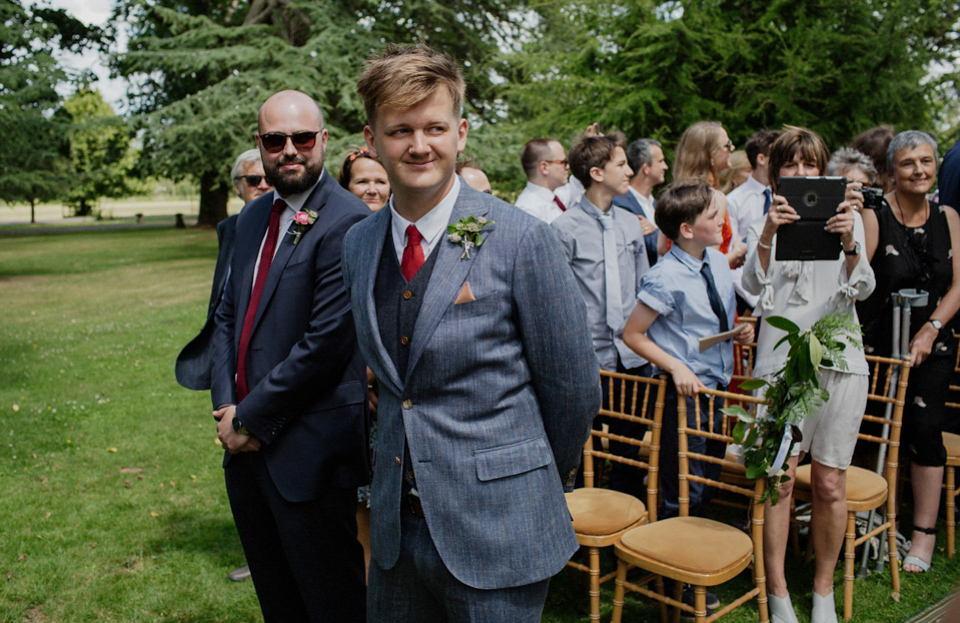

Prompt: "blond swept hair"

[673,121,727,187]
[356,44,466,128]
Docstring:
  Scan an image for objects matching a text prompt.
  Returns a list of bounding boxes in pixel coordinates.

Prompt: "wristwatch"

[232,416,251,436]
[929,318,943,331]
[843,241,861,256]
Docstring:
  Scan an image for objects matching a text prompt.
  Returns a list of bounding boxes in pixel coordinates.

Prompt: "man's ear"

[589,166,604,185]
[678,221,694,240]
[756,152,768,168]
[538,160,550,177]
[363,125,378,158]
[641,162,652,177]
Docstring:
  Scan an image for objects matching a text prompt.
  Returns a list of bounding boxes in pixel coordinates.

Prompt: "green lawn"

[0,227,955,622]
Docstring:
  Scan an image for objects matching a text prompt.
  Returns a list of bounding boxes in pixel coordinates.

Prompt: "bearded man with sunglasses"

[211,89,371,623]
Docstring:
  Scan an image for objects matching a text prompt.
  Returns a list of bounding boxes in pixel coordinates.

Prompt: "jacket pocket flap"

[475,437,552,482]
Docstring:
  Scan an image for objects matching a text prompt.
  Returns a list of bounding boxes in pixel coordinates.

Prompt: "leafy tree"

[111,0,527,226]
[59,88,135,217]
[505,0,960,165]
[0,0,104,223]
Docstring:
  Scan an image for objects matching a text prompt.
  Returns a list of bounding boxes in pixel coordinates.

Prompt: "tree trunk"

[196,169,229,227]
[30,199,35,225]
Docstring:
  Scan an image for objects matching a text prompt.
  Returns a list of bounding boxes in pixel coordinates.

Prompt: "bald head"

[258,90,324,132]
[256,89,328,197]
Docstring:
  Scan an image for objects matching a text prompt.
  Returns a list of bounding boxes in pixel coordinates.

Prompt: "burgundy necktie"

[554,195,566,211]
[236,198,286,401]
[401,225,425,281]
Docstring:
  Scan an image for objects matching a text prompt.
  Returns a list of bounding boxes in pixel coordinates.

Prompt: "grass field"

[0,226,956,622]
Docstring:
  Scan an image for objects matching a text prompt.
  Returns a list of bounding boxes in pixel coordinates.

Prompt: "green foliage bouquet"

[723,312,862,504]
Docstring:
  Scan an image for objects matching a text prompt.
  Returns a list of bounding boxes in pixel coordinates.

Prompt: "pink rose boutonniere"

[292,209,318,245]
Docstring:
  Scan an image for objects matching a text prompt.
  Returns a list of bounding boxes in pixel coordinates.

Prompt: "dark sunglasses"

[238,175,265,187]
[258,131,321,153]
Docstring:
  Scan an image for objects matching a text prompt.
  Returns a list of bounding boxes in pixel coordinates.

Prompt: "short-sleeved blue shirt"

[637,246,736,387]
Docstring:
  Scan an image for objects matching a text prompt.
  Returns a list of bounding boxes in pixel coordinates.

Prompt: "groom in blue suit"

[344,45,600,622]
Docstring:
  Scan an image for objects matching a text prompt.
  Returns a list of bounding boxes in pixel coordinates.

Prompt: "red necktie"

[236,199,286,401]
[401,225,425,281]
[554,195,566,211]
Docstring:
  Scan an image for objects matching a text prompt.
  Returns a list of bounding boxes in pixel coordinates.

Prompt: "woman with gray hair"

[858,130,960,573]
[827,147,878,187]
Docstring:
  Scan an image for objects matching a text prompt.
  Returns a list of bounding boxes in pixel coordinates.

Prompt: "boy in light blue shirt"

[623,181,753,520]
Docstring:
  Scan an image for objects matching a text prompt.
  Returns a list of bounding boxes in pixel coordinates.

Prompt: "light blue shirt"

[553,199,649,370]
[637,246,736,387]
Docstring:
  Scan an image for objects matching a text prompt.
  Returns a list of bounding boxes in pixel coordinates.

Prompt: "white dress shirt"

[627,186,656,220]
[726,173,770,307]
[389,177,460,263]
[515,181,564,223]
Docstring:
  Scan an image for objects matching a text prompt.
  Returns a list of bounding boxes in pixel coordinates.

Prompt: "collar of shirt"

[389,176,461,264]
[738,173,768,198]
[627,186,655,216]
[271,171,324,242]
[577,195,615,221]
[523,181,557,202]
[667,243,713,274]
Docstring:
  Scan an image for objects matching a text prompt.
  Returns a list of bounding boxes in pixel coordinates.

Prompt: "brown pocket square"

[454,282,476,304]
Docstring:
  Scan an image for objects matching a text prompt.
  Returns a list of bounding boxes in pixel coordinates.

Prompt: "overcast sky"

[31,0,129,112]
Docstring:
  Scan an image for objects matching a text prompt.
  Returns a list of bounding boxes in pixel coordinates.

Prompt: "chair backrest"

[584,371,668,521]
[676,386,767,519]
[732,316,758,384]
[861,354,912,485]
[945,331,960,413]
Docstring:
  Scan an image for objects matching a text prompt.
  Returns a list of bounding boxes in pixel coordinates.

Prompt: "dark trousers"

[594,361,652,498]
[659,384,726,519]
[225,451,365,623]
[367,499,550,623]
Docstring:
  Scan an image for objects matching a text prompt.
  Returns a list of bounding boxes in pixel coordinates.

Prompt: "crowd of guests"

[176,42,960,623]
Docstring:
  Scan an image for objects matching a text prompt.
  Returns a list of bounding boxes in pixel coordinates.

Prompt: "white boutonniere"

[292,209,318,245]
[446,215,495,259]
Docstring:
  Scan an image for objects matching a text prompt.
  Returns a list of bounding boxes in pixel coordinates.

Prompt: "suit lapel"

[356,209,404,395]
[252,174,333,331]
[405,188,491,381]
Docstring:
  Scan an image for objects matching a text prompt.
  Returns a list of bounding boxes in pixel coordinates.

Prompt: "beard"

[264,154,324,196]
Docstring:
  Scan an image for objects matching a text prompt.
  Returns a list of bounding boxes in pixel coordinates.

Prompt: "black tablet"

[775,176,845,261]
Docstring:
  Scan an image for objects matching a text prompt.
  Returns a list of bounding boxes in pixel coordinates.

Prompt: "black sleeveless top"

[857,199,954,356]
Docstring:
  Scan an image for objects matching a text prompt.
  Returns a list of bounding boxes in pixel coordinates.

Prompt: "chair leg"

[887,506,901,603]
[588,546,601,622]
[694,585,707,623]
[844,511,856,621]
[948,466,956,559]
[654,576,668,623]
[611,561,627,623]
[672,580,683,623]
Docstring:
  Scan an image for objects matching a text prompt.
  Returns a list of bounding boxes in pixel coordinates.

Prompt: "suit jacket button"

[407,470,415,479]
[403,290,413,300]
[395,456,402,465]
[401,336,409,346]
[402,399,413,409]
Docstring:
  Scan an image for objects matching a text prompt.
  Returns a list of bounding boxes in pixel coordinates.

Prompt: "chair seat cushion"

[566,488,646,536]
[618,516,752,576]
[795,464,886,505]
[944,432,960,463]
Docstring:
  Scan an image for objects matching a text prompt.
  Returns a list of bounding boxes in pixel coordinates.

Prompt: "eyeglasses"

[237,175,265,187]
[544,159,568,167]
[258,131,321,153]
[714,140,734,152]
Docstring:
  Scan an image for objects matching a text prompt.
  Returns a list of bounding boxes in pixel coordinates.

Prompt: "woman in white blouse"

[742,126,874,623]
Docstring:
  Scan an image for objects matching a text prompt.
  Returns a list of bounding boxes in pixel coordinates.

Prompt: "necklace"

[892,190,929,229]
